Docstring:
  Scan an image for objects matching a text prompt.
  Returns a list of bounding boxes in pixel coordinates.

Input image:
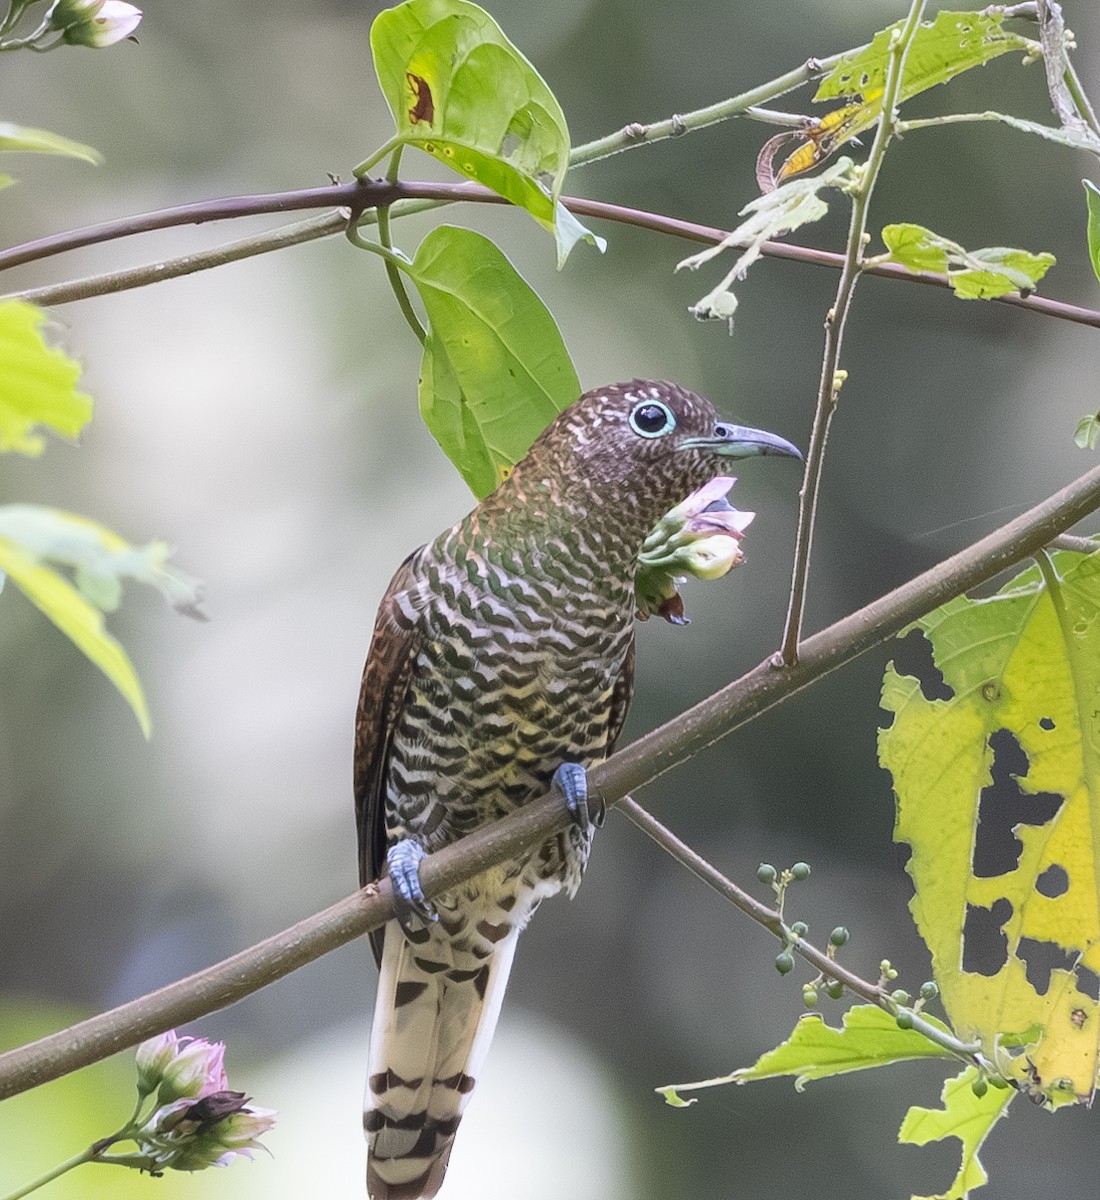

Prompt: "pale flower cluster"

[636,476,755,622]
[128,1031,276,1172]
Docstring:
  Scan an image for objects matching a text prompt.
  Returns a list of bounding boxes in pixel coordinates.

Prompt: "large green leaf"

[0,300,93,456]
[369,0,599,264]
[0,121,101,164]
[406,225,578,497]
[880,549,1100,1102]
[899,1067,1014,1200]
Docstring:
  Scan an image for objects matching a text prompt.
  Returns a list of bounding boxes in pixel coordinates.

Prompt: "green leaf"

[1074,412,1100,450]
[879,224,1055,299]
[815,11,1037,104]
[1084,180,1100,285]
[880,550,1100,1101]
[0,300,93,455]
[899,1067,1014,1200]
[0,505,205,617]
[0,121,101,164]
[678,157,857,326]
[787,13,1040,174]
[405,225,578,497]
[0,508,205,737]
[656,1007,956,1099]
[370,0,597,264]
[656,1087,697,1108]
[0,537,150,736]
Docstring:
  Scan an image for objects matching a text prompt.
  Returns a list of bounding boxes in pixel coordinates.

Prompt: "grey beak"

[680,422,803,461]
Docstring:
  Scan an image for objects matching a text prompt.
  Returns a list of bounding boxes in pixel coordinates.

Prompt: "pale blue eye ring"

[629,400,676,438]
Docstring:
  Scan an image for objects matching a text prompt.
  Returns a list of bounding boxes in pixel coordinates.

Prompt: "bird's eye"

[629,400,676,438]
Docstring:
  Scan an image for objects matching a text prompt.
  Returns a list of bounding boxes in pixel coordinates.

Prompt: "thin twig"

[617,797,982,1061]
[2,452,1099,1101]
[568,53,845,168]
[780,0,928,666]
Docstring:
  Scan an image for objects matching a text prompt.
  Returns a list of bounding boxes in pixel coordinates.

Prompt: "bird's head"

[515,380,801,535]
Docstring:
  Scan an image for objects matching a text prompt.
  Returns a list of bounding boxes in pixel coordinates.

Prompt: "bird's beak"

[679,422,803,461]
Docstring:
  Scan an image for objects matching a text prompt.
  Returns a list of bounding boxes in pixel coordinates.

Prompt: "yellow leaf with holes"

[880,548,1100,1102]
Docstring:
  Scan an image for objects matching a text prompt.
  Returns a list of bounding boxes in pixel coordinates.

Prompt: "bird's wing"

[354,549,427,964]
[606,632,636,755]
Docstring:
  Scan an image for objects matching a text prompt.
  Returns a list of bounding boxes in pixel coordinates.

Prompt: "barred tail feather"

[365,918,520,1200]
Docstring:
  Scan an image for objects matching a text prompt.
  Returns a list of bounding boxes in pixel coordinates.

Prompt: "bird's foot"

[551,762,604,834]
[387,839,438,932]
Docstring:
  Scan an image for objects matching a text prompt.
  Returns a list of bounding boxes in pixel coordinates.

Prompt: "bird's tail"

[365,917,519,1200]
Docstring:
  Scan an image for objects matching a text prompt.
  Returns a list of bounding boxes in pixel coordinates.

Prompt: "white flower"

[59,0,141,47]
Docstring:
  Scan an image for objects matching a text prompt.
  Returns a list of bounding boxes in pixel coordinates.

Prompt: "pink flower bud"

[155,1037,228,1103]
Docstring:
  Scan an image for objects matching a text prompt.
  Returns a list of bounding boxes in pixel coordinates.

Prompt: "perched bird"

[354,380,800,1199]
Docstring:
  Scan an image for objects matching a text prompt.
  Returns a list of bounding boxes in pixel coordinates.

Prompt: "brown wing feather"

[354,550,426,964]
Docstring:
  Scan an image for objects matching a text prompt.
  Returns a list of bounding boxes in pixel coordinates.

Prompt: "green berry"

[790,921,808,938]
[919,981,939,1000]
[790,862,811,881]
[829,926,849,947]
[890,989,911,1006]
[971,1075,988,1098]
[895,1011,914,1030]
[988,1073,1010,1089]
[757,863,777,885]
[802,985,818,1008]
[825,981,844,1000]
[775,951,795,975]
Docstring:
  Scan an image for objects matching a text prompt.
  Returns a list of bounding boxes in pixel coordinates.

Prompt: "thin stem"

[569,51,847,167]
[2,1146,100,1200]
[341,224,411,273]
[1064,57,1100,141]
[2,452,1099,1101]
[373,145,428,347]
[618,796,983,1063]
[1049,533,1099,554]
[780,0,928,666]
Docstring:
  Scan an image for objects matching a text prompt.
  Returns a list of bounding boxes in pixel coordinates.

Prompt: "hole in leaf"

[1076,968,1100,1001]
[1018,937,1077,996]
[1039,717,1055,731]
[973,730,1064,878]
[962,898,1012,975]
[891,629,953,701]
[1036,864,1069,898]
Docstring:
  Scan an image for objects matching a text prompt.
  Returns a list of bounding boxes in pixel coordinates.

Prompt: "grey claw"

[387,839,438,932]
[552,762,601,833]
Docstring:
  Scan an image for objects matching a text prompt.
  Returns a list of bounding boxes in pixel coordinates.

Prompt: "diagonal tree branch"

[6,186,1100,333]
[2,455,1098,1102]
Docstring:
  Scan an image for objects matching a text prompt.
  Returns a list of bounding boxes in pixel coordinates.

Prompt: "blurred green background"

[2,1,1100,1196]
